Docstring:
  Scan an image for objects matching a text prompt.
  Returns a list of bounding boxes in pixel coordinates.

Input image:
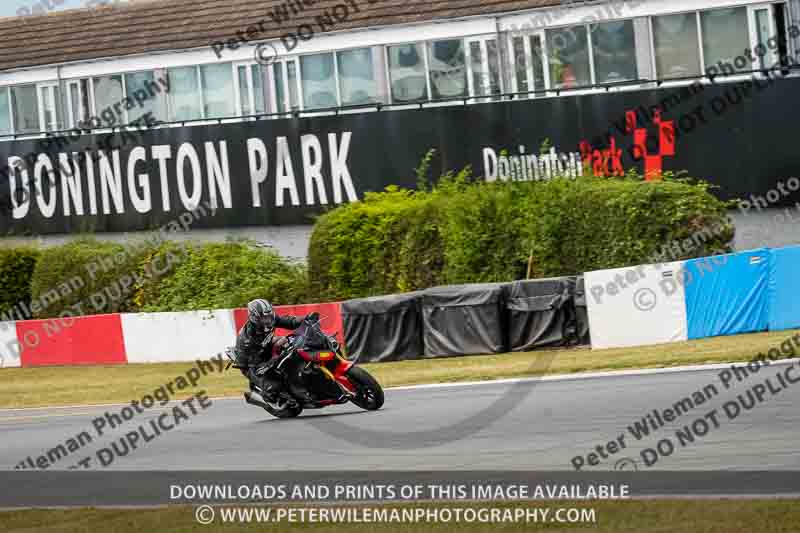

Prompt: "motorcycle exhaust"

[243,391,270,410]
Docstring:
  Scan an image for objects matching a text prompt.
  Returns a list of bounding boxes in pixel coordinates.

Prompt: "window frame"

[384,40,432,105]
[749,3,781,70]
[697,6,754,78]
[166,65,204,123]
[542,24,597,93]
[233,61,265,117]
[589,18,641,86]
[335,46,382,107]
[298,51,340,111]
[507,29,551,97]
[199,62,239,120]
[37,81,61,132]
[465,35,505,100]
[269,57,302,115]
[0,86,14,136]
[425,38,469,101]
[91,74,129,128]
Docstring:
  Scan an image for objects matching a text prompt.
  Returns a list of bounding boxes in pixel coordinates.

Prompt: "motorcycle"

[225,314,384,419]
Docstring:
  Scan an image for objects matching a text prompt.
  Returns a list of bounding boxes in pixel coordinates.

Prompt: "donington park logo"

[483,107,677,183]
[580,108,676,181]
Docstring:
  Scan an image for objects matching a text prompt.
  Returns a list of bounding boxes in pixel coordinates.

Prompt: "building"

[2,0,129,19]
[1,0,799,257]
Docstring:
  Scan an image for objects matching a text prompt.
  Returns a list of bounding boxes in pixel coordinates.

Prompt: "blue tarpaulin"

[768,245,800,332]
[684,249,770,340]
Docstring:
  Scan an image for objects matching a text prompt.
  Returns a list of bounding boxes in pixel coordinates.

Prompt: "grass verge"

[0,329,797,409]
[2,500,800,533]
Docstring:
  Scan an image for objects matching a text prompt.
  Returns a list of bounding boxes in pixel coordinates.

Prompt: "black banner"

[1,471,799,507]
[2,76,799,236]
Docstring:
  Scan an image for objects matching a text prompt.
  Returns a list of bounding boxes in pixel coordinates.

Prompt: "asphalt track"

[2,362,799,472]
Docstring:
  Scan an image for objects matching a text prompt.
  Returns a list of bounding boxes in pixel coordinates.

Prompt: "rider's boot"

[255,359,286,400]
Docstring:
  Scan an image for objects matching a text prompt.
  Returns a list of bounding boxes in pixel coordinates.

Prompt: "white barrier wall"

[0,321,19,368]
[585,261,688,350]
[121,310,237,363]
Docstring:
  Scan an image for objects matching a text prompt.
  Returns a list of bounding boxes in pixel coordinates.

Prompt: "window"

[274,63,286,114]
[701,7,751,73]
[125,71,163,123]
[388,43,429,103]
[0,88,10,135]
[652,13,702,78]
[511,34,547,95]
[272,60,300,114]
[93,75,125,126]
[467,37,502,97]
[301,53,338,109]
[168,66,202,121]
[11,86,39,134]
[287,61,300,111]
[592,20,638,83]
[38,84,62,132]
[427,39,467,99]
[337,48,379,105]
[66,79,92,128]
[236,64,265,116]
[547,26,592,88]
[751,5,780,70]
[201,63,235,118]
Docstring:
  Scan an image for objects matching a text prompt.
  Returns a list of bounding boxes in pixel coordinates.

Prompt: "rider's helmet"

[247,299,276,334]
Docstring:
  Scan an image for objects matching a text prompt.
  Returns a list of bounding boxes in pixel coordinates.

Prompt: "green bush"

[27,238,310,318]
[0,246,40,319]
[29,238,151,318]
[308,186,446,300]
[308,171,735,300]
[137,241,309,312]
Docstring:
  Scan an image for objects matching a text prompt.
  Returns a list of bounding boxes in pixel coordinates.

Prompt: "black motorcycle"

[226,315,384,419]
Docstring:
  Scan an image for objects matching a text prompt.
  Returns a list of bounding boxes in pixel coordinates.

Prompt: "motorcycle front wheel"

[347,366,385,411]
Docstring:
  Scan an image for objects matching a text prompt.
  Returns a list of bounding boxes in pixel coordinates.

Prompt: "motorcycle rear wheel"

[347,366,385,411]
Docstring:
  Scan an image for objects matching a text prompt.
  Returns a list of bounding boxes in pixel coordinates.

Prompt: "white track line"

[387,357,800,391]
[1,358,797,414]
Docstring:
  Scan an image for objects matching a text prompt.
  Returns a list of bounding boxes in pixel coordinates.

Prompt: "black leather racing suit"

[234,314,303,392]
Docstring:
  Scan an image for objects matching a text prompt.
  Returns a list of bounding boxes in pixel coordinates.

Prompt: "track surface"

[2,363,799,471]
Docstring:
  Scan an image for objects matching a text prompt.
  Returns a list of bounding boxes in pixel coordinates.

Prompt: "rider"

[234,299,306,397]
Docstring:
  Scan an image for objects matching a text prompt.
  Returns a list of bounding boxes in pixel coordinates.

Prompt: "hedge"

[136,241,309,312]
[29,238,153,319]
[20,239,308,319]
[0,246,40,319]
[308,170,735,301]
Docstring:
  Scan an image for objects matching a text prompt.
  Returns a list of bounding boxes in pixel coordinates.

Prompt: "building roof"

[0,0,560,73]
